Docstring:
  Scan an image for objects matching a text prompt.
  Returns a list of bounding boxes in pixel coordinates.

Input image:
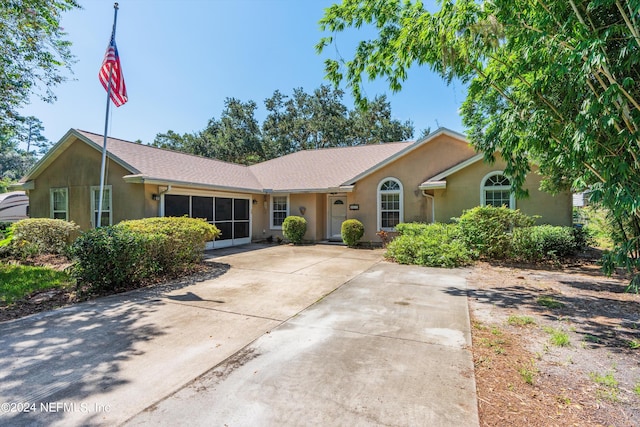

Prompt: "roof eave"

[10,181,35,191]
[123,175,262,194]
[418,181,447,190]
[266,186,355,194]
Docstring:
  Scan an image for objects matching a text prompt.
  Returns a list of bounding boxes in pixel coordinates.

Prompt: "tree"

[347,95,413,145]
[0,126,36,192]
[151,130,204,154]
[262,85,350,157]
[0,0,80,135]
[154,85,415,163]
[262,85,414,158]
[318,0,640,288]
[15,116,50,154]
[201,98,264,165]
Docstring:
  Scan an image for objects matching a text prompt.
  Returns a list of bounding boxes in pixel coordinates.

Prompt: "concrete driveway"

[0,244,478,426]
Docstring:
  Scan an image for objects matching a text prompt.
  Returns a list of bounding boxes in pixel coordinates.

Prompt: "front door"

[328,196,347,240]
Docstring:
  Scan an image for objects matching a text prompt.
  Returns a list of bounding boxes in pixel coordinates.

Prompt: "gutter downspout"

[157,185,171,217]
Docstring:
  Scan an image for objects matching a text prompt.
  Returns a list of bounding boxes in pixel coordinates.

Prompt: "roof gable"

[21,129,263,192]
[419,154,485,189]
[76,130,263,192]
[341,128,470,185]
[19,129,139,184]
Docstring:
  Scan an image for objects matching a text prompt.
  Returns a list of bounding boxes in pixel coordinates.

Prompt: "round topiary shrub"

[282,216,307,244]
[341,219,364,247]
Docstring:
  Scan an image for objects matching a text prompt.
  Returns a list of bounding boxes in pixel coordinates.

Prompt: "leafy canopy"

[0,0,80,134]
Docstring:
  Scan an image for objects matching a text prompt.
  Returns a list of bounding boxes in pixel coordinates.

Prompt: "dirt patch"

[469,254,640,426]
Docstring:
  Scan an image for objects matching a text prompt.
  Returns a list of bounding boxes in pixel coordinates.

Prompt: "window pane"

[381,180,400,191]
[215,222,232,240]
[234,221,249,239]
[53,190,66,210]
[53,212,67,220]
[486,174,510,187]
[381,194,399,210]
[486,190,511,207]
[93,188,110,210]
[193,196,214,221]
[273,196,287,211]
[94,211,110,227]
[381,212,400,228]
[273,211,286,226]
[165,195,190,217]
[234,199,249,221]
[215,197,232,221]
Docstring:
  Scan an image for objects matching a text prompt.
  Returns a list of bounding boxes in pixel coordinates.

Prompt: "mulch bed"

[469,252,640,426]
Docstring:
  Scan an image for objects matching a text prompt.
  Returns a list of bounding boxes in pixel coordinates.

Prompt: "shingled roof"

[76,130,263,192]
[249,142,412,192]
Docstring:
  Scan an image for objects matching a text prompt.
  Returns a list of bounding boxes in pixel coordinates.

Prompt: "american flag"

[99,35,127,107]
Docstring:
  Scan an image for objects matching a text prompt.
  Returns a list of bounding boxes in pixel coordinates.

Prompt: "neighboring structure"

[0,191,29,222]
[14,128,572,247]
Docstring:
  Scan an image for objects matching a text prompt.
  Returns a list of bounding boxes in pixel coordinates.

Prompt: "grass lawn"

[0,263,73,304]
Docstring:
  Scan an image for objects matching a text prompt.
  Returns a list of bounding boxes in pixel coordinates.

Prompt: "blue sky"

[20,0,466,148]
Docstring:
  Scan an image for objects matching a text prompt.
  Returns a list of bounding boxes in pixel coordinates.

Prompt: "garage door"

[164,195,251,248]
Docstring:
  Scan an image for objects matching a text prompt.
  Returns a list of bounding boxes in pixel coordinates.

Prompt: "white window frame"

[50,187,68,221]
[377,177,403,231]
[480,171,515,209]
[90,185,113,227]
[270,194,289,230]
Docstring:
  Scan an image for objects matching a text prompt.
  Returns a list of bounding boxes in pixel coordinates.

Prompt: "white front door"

[328,196,347,240]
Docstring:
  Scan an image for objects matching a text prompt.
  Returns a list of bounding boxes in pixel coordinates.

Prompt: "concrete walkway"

[0,244,478,426]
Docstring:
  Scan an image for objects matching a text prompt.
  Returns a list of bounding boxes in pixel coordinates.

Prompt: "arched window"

[377,178,403,231]
[481,172,515,209]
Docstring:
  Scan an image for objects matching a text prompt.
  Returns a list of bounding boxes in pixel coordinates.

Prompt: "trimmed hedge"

[282,216,307,244]
[118,216,220,269]
[71,226,158,294]
[7,218,79,257]
[385,223,472,268]
[457,206,534,259]
[71,217,220,296]
[511,225,581,261]
[341,219,364,247]
[385,210,582,269]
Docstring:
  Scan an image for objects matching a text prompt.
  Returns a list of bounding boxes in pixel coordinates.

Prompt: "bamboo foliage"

[318,0,640,287]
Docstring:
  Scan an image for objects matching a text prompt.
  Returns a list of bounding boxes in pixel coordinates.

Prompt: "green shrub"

[71,226,157,295]
[282,216,307,244]
[394,222,433,237]
[456,206,535,259]
[341,219,364,247]
[511,225,579,261]
[118,217,220,270]
[385,223,472,268]
[10,218,80,256]
[71,217,219,296]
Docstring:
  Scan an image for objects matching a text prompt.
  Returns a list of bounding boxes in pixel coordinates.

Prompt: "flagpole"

[97,3,119,228]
